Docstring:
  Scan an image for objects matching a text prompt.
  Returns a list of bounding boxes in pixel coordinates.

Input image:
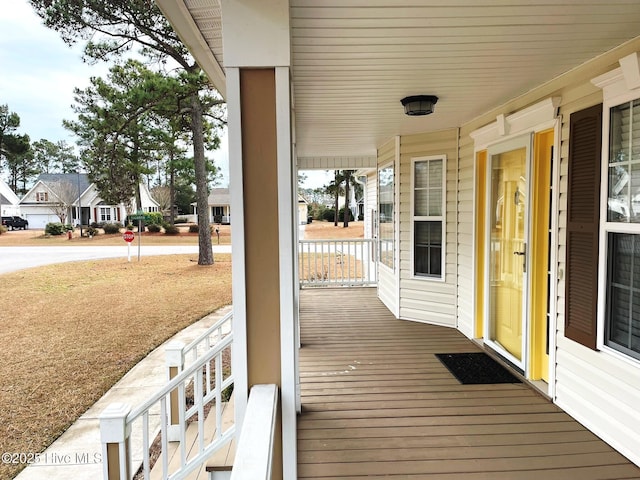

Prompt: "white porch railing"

[299,239,377,287]
[100,315,234,480]
[182,312,232,367]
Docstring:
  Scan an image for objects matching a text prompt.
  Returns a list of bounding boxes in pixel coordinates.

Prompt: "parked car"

[1,216,29,230]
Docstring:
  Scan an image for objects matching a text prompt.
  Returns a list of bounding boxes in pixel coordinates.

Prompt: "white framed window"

[411,155,445,279]
[99,207,112,222]
[593,57,640,363]
[36,191,48,202]
[378,163,395,270]
[603,99,640,361]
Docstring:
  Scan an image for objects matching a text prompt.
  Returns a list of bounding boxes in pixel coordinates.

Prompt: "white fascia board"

[297,156,377,170]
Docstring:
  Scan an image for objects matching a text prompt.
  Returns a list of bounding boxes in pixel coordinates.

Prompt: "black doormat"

[435,352,522,385]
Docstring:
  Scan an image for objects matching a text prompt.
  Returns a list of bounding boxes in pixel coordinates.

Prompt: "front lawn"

[0,254,232,479]
[0,224,232,246]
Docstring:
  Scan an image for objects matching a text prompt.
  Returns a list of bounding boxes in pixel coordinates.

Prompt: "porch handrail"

[230,384,278,480]
[299,238,377,287]
[182,311,232,365]
[100,330,234,480]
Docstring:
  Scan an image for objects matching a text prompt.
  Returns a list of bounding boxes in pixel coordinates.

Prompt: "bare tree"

[151,185,171,216]
[48,181,78,225]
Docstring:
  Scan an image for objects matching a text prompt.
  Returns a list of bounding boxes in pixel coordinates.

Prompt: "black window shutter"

[565,103,602,350]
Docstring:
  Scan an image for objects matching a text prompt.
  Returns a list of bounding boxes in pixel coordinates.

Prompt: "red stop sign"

[123,230,135,243]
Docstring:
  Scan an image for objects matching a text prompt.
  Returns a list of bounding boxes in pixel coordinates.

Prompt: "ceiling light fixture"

[400,95,439,116]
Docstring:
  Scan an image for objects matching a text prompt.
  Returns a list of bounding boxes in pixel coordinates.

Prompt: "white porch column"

[222,1,296,479]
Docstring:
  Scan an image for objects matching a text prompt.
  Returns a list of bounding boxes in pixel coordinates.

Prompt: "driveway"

[0,245,232,275]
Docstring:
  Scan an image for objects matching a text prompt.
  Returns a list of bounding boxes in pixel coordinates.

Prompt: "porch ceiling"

[161,1,640,157]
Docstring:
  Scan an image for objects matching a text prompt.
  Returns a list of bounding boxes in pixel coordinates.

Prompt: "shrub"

[147,223,162,233]
[164,224,179,235]
[86,226,98,237]
[175,217,187,224]
[0,225,6,235]
[45,222,65,235]
[126,223,134,230]
[322,209,336,222]
[64,224,74,232]
[189,224,199,233]
[102,223,122,234]
[90,222,101,228]
[143,212,163,225]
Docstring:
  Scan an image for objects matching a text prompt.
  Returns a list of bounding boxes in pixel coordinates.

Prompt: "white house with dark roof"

[20,174,160,229]
[192,187,231,224]
[0,178,20,217]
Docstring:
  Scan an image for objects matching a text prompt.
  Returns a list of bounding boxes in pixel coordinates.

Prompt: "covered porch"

[298,288,640,479]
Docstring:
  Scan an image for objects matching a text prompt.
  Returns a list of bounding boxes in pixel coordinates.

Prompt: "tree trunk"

[343,171,350,228]
[190,93,214,265]
[169,159,176,225]
[132,141,143,215]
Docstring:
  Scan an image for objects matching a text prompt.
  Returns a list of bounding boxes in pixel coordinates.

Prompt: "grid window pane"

[607,233,640,359]
[414,161,429,188]
[429,160,443,187]
[414,221,442,277]
[608,100,640,222]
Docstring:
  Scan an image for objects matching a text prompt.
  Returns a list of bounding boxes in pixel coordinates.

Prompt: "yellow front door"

[488,136,530,367]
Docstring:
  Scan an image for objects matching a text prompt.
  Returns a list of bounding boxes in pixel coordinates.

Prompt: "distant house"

[20,174,160,229]
[0,178,20,216]
[298,194,308,224]
[192,187,231,224]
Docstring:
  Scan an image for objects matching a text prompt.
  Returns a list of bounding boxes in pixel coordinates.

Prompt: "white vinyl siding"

[555,66,640,467]
[399,131,458,327]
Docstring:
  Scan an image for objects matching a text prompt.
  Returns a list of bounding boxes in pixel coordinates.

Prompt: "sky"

[0,1,331,189]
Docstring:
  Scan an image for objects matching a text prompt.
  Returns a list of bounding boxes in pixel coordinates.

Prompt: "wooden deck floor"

[297,288,640,479]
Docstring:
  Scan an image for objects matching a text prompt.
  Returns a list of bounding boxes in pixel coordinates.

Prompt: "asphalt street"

[0,245,232,274]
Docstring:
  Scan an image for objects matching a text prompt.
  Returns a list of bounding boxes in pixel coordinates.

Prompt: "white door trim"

[484,133,533,371]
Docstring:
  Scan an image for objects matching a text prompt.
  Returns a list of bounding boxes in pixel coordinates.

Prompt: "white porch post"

[221,1,296,478]
[165,341,185,442]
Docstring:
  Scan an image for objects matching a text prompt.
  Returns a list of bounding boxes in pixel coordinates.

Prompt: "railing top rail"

[127,333,233,423]
[182,311,233,356]
[299,238,375,243]
[230,384,278,480]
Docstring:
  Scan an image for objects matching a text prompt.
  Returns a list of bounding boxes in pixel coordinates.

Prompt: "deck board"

[297,288,640,479]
